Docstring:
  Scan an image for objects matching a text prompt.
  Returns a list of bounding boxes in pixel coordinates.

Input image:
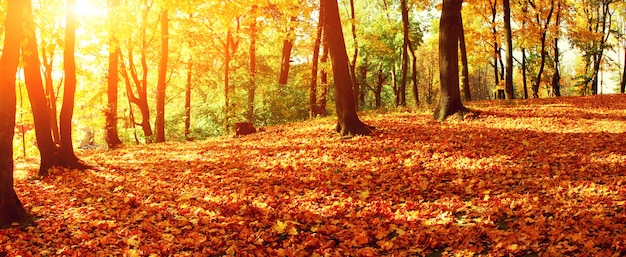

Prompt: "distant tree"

[322,0,371,137]
[0,0,31,227]
[310,2,324,118]
[434,0,468,121]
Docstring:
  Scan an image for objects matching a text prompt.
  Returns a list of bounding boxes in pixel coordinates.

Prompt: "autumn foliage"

[4,95,626,256]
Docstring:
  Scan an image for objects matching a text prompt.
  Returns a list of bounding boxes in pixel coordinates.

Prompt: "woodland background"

[5,0,626,158]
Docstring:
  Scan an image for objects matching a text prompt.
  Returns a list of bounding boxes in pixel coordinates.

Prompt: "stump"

[235,122,256,136]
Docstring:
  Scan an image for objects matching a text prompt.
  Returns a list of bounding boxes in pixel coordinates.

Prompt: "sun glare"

[73,0,104,18]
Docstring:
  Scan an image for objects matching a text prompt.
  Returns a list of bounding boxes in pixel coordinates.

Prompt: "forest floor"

[4,94,626,257]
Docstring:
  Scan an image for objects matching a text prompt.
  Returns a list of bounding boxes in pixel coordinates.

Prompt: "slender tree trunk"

[41,46,60,145]
[0,0,30,228]
[322,0,371,137]
[59,0,82,167]
[434,0,468,121]
[459,14,471,102]
[399,0,410,107]
[532,0,554,98]
[22,1,61,176]
[184,60,192,140]
[551,1,562,97]
[319,41,329,116]
[375,63,386,108]
[224,29,232,132]
[620,43,626,94]
[155,9,168,143]
[310,4,324,118]
[522,48,529,99]
[349,0,359,108]
[503,0,514,99]
[490,0,499,87]
[248,9,258,122]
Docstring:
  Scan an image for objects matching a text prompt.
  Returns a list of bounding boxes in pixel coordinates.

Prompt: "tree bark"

[399,0,410,107]
[532,0,554,98]
[503,0,514,99]
[459,14,471,102]
[279,17,296,86]
[310,3,324,118]
[22,0,62,176]
[434,0,468,121]
[105,0,123,149]
[155,9,168,143]
[59,0,82,167]
[551,1,562,97]
[522,48,529,99]
[622,45,626,94]
[349,0,360,108]
[0,0,30,227]
[322,0,371,137]
[247,7,258,122]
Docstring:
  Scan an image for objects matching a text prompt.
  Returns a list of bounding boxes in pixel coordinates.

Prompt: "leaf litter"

[4,95,626,256]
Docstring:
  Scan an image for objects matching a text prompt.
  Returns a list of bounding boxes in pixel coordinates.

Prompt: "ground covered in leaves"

[4,95,626,256]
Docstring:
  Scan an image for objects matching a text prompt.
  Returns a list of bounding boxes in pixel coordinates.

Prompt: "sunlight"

[73,0,105,18]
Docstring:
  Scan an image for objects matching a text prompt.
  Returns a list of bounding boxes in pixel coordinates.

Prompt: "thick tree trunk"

[155,9,168,143]
[41,46,60,145]
[0,0,30,228]
[59,0,82,168]
[434,0,468,121]
[459,15,471,102]
[503,0,514,99]
[22,1,62,176]
[322,0,371,137]
[105,0,123,149]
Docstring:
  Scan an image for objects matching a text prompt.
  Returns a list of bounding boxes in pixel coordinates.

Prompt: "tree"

[58,0,81,165]
[322,0,371,137]
[530,0,554,98]
[551,0,562,97]
[398,0,410,107]
[310,2,325,118]
[155,9,169,143]
[22,0,66,176]
[0,0,31,227]
[434,0,468,121]
[459,14,471,101]
[503,0,514,99]
[105,0,123,149]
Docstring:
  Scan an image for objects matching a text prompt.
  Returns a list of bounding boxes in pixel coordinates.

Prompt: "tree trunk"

[41,44,60,145]
[375,62,387,109]
[522,48,529,99]
[551,1,562,97]
[532,0,554,98]
[399,0,410,107]
[59,0,82,168]
[434,0,468,121]
[105,0,123,149]
[185,60,192,140]
[319,41,329,117]
[322,0,371,137]
[0,0,30,228]
[248,8,258,122]
[503,0,514,99]
[22,1,62,176]
[278,17,296,86]
[349,0,360,109]
[155,9,168,143]
[459,14,471,102]
[310,3,323,118]
[620,43,626,94]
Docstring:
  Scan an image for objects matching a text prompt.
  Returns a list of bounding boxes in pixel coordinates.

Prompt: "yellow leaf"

[161,233,174,242]
[273,220,287,234]
[225,245,236,256]
[288,227,298,235]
